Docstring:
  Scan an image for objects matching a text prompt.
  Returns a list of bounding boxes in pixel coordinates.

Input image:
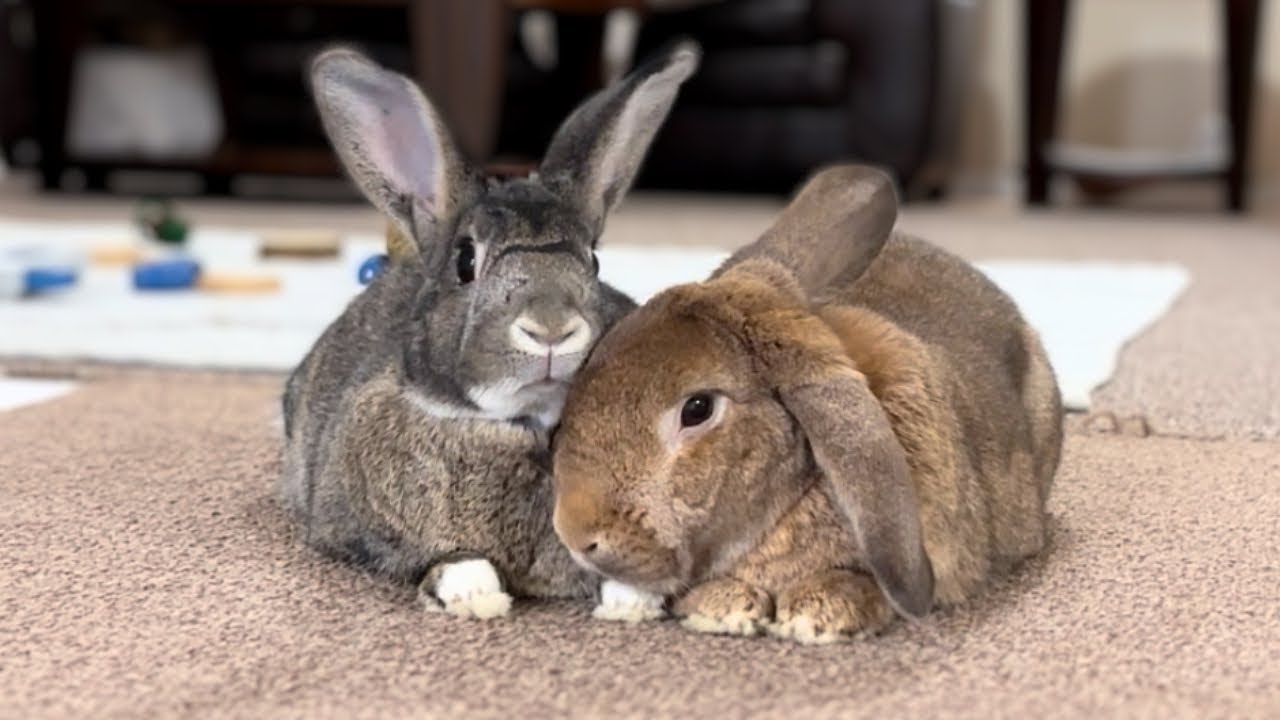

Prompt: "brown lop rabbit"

[551,165,1063,643]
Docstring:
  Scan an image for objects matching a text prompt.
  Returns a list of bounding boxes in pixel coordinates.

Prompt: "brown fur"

[384,218,416,260]
[552,164,1063,643]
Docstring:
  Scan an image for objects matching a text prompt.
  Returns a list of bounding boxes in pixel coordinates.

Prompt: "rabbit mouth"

[508,347,581,379]
[461,375,569,425]
[543,353,587,383]
[515,368,570,395]
[569,548,683,595]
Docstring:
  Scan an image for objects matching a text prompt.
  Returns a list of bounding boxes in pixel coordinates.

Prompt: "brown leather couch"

[632,0,972,196]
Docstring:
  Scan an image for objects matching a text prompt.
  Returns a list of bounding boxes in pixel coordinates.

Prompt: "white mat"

[0,221,1188,409]
[0,377,79,413]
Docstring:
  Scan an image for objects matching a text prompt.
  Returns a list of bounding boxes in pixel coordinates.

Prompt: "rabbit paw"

[592,579,666,623]
[674,578,772,637]
[768,571,891,644]
[422,559,513,620]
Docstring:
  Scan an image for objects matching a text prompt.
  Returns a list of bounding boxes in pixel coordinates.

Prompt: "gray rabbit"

[281,42,699,619]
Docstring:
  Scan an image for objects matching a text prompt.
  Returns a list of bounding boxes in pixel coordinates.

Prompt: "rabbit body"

[552,166,1063,642]
[828,235,1061,582]
[281,43,700,617]
[282,256,629,598]
[686,235,1060,640]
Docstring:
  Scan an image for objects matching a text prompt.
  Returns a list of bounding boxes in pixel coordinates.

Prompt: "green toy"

[134,198,190,245]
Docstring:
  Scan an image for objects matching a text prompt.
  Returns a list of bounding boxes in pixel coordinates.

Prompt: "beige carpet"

[2,370,1278,718]
[3,196,1279,718]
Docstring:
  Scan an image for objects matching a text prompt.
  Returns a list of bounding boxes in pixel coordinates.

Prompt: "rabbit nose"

[553,483,609,561]
[510,313,592,356]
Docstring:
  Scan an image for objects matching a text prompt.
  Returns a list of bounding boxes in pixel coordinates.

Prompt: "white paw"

[429,559,513,620]
[766,615,846,645]
[592,580,666,623]
[681,612,763,637]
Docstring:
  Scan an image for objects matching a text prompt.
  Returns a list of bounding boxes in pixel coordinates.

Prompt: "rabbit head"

[552,165,934,617]
[309,42,699,426]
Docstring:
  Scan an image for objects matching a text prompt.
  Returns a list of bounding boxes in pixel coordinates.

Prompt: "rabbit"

[280,41,699,621]
[551,164,1064,643]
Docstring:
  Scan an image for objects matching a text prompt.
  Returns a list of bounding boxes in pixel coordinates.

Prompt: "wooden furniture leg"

[1222,0,1261,213]
[1023,0,1070,206]
[31,0,88,191]
[410,0,510,165]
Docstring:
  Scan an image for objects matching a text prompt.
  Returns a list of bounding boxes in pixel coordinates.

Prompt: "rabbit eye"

[680,393,715,428]
[591,252,600,276]
[456,237,476,284]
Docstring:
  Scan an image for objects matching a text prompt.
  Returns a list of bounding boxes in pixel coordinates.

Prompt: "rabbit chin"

[466,378,569,428]
[568,549,687,596]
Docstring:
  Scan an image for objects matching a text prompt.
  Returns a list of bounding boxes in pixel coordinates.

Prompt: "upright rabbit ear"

[716,164,899,292]
[779,369,935,618]
[540,40,700,231]
[309,47,470,245]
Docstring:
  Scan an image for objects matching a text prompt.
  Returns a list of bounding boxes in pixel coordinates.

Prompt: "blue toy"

[0,247,80,299]
[357,254,388,285]
[133,258,201,290]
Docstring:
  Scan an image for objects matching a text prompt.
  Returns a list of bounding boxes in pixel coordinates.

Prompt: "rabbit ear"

[779,369,935,618]
[310,47,468,241]
[716,164,899,293]
[540,40,700,230]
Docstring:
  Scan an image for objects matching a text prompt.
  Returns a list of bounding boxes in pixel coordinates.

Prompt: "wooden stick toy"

[258,230,341,259]
[132,258,281,294]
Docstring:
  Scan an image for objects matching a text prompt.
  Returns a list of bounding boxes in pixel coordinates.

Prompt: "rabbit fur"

[551,164,1063,643]
[281,42,699,619]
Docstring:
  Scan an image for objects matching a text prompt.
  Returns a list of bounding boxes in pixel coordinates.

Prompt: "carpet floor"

[2,202,1278,718]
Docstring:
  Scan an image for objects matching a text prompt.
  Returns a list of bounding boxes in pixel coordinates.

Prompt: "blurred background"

[0,0,1275,213]
[0,0,1276,394]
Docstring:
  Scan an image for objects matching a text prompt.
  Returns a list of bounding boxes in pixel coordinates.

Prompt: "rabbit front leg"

[336,378,551,620]
[591,579,667,623]
[419,556,512,620]
[673,577,773,637]
[768,569,893,644]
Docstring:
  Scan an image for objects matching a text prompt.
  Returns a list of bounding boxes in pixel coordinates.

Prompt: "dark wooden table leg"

[1024,0,1070,206]
[410,0,510,165]
[31,0,88,191]
[1222,0,1261,213]
[556,12,609,91]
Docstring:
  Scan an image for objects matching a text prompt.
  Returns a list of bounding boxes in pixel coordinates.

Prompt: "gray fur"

[281,43,698,598]
[542,41,700,229]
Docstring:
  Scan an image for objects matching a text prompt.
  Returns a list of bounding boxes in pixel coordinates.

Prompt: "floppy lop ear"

[309,46,471,247]
[780,368,935,618]
[715,164,899,292]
